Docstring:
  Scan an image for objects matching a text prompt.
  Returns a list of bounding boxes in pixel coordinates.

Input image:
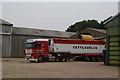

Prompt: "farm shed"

[0,19,75,58]
[70,28,106,40]
[104,12,120,66]
[81,28,106,39]
[0,19,13,58]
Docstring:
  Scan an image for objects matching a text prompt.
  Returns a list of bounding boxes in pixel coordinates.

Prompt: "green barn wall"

[105,15,120,66]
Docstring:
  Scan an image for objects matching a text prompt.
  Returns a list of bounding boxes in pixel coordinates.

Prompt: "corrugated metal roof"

[103,12,120,25]
[12,27,76,38]
[0,19,13,26]
[94,37,106,40]
[87,28,106,34]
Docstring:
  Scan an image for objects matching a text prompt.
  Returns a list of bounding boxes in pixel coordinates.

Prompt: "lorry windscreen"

[25,43,35,48]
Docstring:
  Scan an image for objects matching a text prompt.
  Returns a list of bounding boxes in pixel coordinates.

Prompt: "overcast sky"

[1,2,119,31]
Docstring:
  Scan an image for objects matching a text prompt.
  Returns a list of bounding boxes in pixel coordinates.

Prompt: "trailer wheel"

[55,57,59,62]
[97,57,102,62]
[38,56,44,62]
[85,56,90,62]
[61,56,67,62]
[92,57,96,62]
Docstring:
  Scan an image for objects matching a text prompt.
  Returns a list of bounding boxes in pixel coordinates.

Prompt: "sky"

[1,1,119,31]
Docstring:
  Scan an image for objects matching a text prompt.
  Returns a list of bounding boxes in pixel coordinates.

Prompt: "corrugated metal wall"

[0,35,2,58]
[1,24,12,58]
[0,24,2,58]
[11,35,36,57]
[2,34,10,58]
[105,15,120,66]
[2,25,12,33]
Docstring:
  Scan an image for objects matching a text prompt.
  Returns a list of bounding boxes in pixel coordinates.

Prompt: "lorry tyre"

[61,56,67,62]
[97,57,102,62]
[55,57,59,62]
[85,56,90,62]
[92,57,96,62]
[38,56,44,62]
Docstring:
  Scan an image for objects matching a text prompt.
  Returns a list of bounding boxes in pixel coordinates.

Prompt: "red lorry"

[25,38,105,62]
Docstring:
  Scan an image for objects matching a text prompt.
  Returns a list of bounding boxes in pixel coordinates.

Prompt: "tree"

[66,19,106,32]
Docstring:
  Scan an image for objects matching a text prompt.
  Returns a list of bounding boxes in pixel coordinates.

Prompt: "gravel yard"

[2,58,118,78]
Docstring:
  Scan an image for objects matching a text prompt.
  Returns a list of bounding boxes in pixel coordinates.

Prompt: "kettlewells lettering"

[73,46,97,49]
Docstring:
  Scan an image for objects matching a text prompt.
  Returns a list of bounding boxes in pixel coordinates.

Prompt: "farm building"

[0,19,75,58]
[70,27,106,40]
[104,12,120,66]
[81,28,106,40]
[0,19,13,58]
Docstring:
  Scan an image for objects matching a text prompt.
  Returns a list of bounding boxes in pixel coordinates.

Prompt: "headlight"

[25,49,34,54]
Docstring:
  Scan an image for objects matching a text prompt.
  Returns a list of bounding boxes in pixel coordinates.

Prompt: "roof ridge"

[12,27,75,37]
[0,19,13,26]
[103,12,120,25]
[14,27,76,33]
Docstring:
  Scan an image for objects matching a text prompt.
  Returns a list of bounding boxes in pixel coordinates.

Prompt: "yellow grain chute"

[81,35,94,40]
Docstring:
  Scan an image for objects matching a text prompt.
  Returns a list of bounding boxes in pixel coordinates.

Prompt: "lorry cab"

[25,39,49,62]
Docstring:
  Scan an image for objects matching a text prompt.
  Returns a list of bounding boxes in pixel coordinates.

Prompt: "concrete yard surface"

[2,58,119,78]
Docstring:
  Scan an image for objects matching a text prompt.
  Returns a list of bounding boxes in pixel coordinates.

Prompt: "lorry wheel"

[85,56,90,62]
[38,56,44,62]
[97,57,102,62]
[92,57,96,62]
[61,56,67,62]
[55,57,59,62]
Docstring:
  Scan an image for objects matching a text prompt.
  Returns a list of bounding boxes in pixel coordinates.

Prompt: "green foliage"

[66,19,106,32]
